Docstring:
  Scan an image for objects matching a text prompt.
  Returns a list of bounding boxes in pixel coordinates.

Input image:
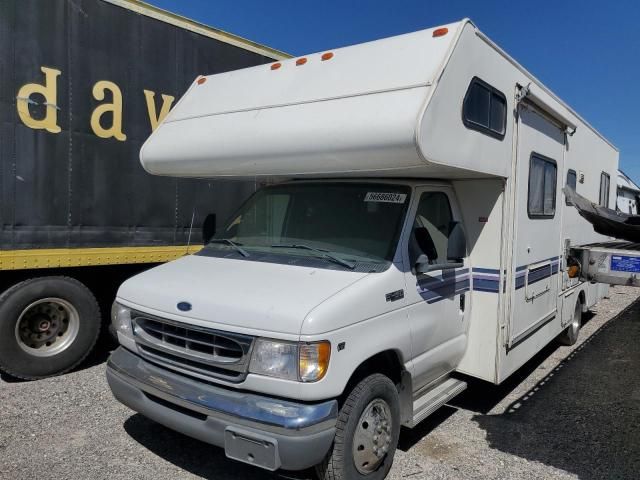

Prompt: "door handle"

[459,293,466,312]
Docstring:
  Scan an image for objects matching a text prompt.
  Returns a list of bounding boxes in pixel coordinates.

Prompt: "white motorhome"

[106,20,619,478]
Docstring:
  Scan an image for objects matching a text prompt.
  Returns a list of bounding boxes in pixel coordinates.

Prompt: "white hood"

[117,254,369,336]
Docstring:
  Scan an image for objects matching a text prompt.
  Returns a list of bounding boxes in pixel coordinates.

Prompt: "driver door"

[403,186,469,391]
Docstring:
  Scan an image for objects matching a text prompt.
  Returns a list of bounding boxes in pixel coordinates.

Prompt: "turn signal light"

[196,76,207,85]
[270,62,282,70]
[433,27,449,38]
[321,52,334,61]
[568,265,580,278]
[299,341,331,382]
[296,57,308,66]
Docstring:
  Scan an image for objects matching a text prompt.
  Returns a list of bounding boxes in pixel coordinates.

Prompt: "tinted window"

[599,172,610,208]
[465,84,491,127]
[214,183,410,263]
[565,169,577,205]
[412,192,453,264]
[528,154,557,218]
[463,77,507,138]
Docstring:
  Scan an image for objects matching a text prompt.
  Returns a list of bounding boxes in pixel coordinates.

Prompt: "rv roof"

[166,22,460,122]
[140,19,617,179]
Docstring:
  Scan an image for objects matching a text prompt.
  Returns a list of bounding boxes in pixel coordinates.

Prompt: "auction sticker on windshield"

[364,192,407,203]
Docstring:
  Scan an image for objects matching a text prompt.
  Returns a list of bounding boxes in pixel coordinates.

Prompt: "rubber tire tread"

[0,276,101,380]
[316,373,400,480]
[558,298,582,346]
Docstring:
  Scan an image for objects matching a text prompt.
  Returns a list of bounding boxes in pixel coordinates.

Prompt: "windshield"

[208,182,410,266]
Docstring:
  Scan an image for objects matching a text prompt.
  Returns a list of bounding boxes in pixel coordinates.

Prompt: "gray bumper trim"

[106,347,337,471]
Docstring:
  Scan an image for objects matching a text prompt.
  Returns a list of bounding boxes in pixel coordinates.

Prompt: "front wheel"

[316,373,400,480]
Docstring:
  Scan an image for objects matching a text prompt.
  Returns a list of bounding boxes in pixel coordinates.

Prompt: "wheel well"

[341,350,404,401]
[578,290,585,304]
[578,289,586,311]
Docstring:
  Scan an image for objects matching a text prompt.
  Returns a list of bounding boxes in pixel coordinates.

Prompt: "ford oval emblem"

[177,301,192,312]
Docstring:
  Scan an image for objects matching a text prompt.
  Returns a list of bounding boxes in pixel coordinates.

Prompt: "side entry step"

[406,377,467,428]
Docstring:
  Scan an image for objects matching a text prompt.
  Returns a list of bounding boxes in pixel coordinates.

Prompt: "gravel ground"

[1,286,638,480]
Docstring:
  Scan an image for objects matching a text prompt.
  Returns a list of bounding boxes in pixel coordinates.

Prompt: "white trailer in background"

[617,169,640,214]
[106,19,619,478]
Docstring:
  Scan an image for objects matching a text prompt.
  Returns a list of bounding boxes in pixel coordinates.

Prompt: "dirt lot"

[1,286,638,480]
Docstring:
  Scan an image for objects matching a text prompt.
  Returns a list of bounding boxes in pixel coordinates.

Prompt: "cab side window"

[410,192,453,265]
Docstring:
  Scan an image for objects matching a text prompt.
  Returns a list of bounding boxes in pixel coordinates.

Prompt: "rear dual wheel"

[316,373,401,480]
[0,277,101,379]
[559,297,583,346]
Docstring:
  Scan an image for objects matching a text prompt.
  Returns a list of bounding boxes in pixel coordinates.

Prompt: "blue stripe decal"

[472,267,500,274]
[417,268,470,304]
[473,278,501,293]
[514,257,560,290]
[416,257,561,299]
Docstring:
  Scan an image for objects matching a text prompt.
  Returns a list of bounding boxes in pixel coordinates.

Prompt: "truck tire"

[316,373,401,480]
[558,297,582,346]
[0,276,101,380]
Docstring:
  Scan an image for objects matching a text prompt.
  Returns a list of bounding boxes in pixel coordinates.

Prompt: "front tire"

[316,373,400,480]
[0,276,101,379]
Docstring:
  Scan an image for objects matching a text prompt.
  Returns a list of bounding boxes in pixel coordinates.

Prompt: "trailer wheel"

[0,277,101,380]
[316,374,400,480]
[559,297,582,346]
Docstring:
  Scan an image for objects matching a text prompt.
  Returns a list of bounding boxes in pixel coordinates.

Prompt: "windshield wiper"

[271,244,356,269]
[209,239,250,257]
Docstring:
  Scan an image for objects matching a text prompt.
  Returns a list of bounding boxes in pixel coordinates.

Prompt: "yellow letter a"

[91,80,127,141]
[143,90,175,131]
[16,67,62,134]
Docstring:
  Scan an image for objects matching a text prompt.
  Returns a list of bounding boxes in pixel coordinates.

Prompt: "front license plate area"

[224,427,280,471]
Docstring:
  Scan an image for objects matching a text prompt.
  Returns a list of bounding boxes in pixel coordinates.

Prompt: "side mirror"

[415,254,431,274]
[202,213,216,244]
[414,221,466,274]
[447,221,466,262]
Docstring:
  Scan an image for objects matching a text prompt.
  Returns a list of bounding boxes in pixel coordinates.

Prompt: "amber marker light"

[296,57,308,66]
[568,265,581,278]
[321,52,334,61]
[196,76,207,85]
[270,62,282,70]
[433,27,449,37]
[299,341,331,382]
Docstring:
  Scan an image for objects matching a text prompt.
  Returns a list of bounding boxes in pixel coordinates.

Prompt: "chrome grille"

[131,313,254,383]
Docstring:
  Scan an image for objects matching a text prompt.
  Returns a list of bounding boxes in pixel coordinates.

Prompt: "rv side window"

[462,77,507,139]
[565,169,577,205]
[599,172,610,208]
[528,154,557,218]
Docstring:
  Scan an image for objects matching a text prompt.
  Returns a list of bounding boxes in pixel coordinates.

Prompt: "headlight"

[111,301,133,339]
[249,339,330,382]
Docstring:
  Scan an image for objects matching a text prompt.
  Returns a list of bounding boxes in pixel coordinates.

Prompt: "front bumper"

[106,347,337,471]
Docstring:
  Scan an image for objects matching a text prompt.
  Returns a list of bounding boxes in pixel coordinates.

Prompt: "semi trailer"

[107,19,624,479]
[0,0,286,379]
